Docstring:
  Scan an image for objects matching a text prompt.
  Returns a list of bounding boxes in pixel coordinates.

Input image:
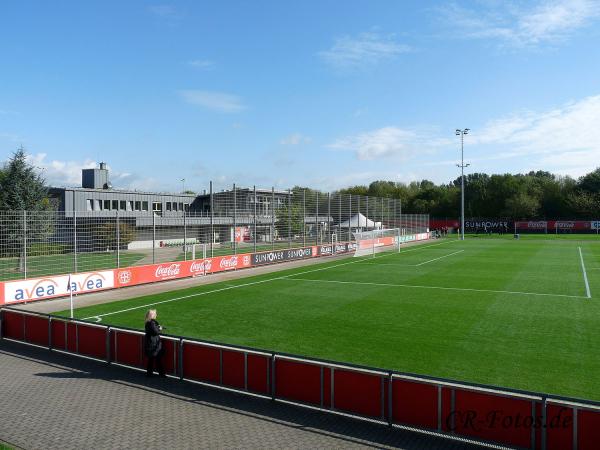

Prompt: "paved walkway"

[0,340,492,450]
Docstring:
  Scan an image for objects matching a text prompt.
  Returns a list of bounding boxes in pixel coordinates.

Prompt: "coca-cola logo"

[118,270,132,284]
[155,263,181,278]
[243,255,251,266]
[190,259,212,274]
[220,256,238,269]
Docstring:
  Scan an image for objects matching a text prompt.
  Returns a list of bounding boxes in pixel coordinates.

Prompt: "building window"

[178,202,184,211]
[173,202,179,212]
[166,202,172,211]
[134,201,141,211]
[112,200,118,210]
[94,199,101,211]
[184,203,190,212]
[104,200,111,210]
[152,202,163,216]
[86,199,93,211]
[120,200,126,211]
[142,201,148,211]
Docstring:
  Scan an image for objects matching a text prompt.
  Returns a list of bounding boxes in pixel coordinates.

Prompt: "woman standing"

[144,309,165,377]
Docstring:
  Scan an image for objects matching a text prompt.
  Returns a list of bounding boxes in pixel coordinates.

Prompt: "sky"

[1,0,600,193]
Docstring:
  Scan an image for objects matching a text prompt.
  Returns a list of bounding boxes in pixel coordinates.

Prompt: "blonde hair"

[145,309,157,322]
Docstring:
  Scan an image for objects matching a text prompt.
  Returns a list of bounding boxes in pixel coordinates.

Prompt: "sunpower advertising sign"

[3,270,114,304]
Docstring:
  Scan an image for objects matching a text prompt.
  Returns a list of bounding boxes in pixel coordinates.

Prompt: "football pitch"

[62,236,600,401]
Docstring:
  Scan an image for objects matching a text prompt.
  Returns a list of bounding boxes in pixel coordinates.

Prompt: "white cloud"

[476,95,600,155]
[318,32,411,69]
[187,59,215,70]
[439,0,600,48]
[280,133,311,145]
[23,153,161,191]
[149,4,180,19]
[330,126,431,160]
[179,90,246,113]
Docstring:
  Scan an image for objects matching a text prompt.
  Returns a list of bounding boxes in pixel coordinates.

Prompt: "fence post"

[272,186,275,251]
[106,327,111,364]
[116,211,120,268]
[288,188,292,249]
[210,181,214,258]
[73,209,78,273]
[303,189,306,247]
[179,338,184,380]
[152,211,156,264]
[328,192,331,247]
[316,191,319,246]
[270,353,276,401]
[253,185,257,253]
[183,206,187,261]
[23,210,27,279]
[233,183,237,255]
[348,194,352,244]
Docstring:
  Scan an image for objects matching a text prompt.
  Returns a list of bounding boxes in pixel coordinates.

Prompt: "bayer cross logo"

[118,270,132,284]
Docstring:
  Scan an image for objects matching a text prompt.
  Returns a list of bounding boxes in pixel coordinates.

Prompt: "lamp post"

[455,128,470,241]
[181,178,186,193]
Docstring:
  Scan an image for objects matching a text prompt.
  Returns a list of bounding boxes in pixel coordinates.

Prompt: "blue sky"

[1,0,600,193]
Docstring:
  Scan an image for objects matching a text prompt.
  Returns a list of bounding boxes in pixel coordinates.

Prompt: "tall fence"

[2,307,600,450]
[0,187,428,282]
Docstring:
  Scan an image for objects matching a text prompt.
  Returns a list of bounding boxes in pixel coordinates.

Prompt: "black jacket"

[144,319,162,357]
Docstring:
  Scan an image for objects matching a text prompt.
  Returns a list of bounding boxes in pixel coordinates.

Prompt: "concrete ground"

[0,339,495,450]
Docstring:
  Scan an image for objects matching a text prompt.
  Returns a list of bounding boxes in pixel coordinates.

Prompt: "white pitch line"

[415,250,465,267]
[83,239,460,321]
[282,277,589,300]
[578,247,592,299]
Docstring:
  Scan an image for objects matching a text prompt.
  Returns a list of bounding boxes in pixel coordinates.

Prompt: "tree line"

[337,169,600,219]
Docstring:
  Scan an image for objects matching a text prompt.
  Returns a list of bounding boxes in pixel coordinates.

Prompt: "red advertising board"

[113,254,252,288]
[0,281,4,305]
[515,220,596,231]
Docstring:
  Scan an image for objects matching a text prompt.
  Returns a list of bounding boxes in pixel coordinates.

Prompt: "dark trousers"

[146,347,165,376]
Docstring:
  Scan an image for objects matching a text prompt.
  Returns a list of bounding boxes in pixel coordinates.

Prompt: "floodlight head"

[455,129,461,135]
[466,163,471,167]
[464,128,470,134]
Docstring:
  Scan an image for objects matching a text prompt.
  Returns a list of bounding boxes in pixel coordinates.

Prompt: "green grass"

[467,232,600,241]
[61,238,600,401]
[0,252,145,281]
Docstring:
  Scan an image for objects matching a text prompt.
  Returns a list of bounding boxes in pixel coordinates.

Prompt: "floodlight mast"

[455,129,470,241]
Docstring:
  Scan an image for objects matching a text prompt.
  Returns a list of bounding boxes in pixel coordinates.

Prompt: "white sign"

[3,270,114,303]
[592,221,600,230]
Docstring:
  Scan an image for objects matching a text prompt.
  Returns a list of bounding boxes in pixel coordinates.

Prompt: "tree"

[91,222,136,250]
[0,147,51,211]
[0,148,54,260]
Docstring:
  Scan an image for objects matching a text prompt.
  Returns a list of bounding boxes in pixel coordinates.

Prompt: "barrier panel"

[3,306,600,450]
[23,313,50,347]
[451,388,537,449]
[392,377,439,430]
[333,368,386,420]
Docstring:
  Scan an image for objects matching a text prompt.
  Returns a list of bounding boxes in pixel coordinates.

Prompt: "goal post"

[353,228,402,258]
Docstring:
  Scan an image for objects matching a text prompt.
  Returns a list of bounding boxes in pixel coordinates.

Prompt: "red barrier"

[275,359,321,406]
[546,404,574,450]
[24,314,49,347]
[392,379,438,429]
[222,349,245,389]
[247,353,270,395]
[578,407,600,450]
[333,369,383,419]
[182,342,220,384]
[76,323,107,359]
[112,330,143,368]
[4,308,600,450]
[2,310,24,340]
[50,319,67,350]
[452,389,533,449]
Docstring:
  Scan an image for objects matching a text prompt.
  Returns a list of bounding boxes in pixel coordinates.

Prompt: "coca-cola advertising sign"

[316,242,356,256]
[155,263,181,279]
